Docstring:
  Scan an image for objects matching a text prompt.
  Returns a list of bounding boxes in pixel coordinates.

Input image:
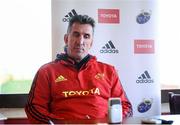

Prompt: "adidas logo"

[62,9,78,22]
[95,73,105,80]
[55,75,67,83]
[136,70,154,83]
[100,40,119,53]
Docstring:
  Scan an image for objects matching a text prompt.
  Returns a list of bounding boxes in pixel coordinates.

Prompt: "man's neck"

[75,54,91,70]
[68,55,88,63]
[74,58,81,63]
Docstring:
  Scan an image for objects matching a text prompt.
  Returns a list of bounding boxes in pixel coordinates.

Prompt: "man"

[25,14,133,123]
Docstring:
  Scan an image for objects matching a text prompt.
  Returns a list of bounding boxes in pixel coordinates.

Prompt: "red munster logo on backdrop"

[134,40,154,54]
[98,9,119,24]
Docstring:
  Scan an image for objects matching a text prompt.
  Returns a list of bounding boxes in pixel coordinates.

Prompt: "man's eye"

[73,33,80,37]
[84,34,90,39]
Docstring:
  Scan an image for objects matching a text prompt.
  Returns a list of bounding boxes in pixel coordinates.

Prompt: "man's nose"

[78,36,84,44]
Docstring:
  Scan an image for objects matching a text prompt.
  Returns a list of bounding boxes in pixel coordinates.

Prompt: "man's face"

[64,22,93,62]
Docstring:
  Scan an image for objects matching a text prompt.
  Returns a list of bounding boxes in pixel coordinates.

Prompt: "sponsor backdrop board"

[51,0,160,116]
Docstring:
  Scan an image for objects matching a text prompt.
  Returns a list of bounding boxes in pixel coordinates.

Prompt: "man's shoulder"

[38,60,59,70]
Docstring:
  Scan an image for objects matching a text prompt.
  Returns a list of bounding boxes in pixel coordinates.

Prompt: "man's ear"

[64,34,68,44]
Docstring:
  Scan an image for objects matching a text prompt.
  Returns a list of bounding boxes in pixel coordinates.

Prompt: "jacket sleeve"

[25,68,62,124]
[110,68,133,118]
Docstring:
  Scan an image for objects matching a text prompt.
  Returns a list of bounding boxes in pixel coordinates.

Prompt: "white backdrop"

[51,0,160,117]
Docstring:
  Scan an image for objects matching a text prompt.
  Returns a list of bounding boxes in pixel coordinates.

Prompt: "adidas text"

[100,49,119,53]
[62,18,70,22]
[136,79,154,83]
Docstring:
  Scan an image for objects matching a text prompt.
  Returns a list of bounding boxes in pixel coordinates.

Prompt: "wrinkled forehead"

[70,22,93,35]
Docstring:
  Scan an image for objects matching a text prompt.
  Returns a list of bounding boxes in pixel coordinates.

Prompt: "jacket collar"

[55,53,95,70]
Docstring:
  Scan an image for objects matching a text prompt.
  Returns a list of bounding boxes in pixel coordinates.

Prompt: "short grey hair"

[67,14,95,34]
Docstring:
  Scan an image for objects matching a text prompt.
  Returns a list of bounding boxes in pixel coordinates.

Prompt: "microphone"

[48,120,55,125]
[108,97,122,123]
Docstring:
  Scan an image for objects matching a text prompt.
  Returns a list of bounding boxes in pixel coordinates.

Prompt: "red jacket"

[25,54,133,123]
